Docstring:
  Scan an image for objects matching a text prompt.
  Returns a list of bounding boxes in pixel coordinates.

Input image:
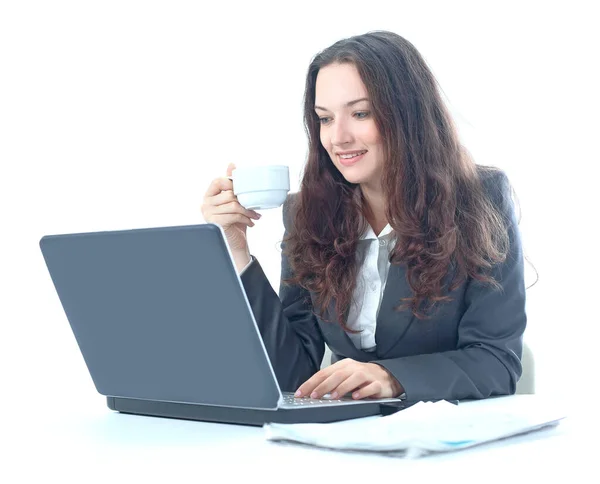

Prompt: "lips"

[337,150,367,167]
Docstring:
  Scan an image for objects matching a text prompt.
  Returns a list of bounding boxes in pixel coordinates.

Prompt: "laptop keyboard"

[281,392,351,406]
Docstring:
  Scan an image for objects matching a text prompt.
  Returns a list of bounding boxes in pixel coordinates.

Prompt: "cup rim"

[236,188,290,194]
[232,164,289,172]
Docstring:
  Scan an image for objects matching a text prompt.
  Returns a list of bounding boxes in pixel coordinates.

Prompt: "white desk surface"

[4,392,598,483]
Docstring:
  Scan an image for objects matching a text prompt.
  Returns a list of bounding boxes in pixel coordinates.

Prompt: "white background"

[1,0,598,479]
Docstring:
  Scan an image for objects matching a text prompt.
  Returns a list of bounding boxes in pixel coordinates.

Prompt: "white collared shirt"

[345,223,396,352]
[240,223,396,353]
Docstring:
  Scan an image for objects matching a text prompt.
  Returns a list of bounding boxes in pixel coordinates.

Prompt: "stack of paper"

[264,397,566,457]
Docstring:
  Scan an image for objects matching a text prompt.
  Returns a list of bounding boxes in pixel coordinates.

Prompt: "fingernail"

[310,392,318,399]
[331,392,338,399]
[353,392,360,399]
[294,390,301,397]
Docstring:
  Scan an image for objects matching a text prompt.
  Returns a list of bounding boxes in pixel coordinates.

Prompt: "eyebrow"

[314,97,369,112]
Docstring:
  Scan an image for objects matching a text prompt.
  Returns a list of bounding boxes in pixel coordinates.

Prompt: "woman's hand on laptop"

[294,358,404,400]
[201,163,261,257]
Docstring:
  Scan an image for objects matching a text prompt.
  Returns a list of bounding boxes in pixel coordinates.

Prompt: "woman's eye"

[318,117,332,125]
[354,111,370,119]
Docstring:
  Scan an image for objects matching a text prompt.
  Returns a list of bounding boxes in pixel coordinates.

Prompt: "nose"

[330,117,353,147]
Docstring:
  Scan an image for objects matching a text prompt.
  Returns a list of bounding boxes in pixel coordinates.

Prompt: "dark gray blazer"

[240,168,526,401]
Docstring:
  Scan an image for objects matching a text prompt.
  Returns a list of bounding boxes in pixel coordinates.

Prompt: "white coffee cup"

[230,165,290,210]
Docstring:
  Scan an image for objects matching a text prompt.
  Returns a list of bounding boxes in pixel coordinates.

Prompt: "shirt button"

[379,239,387,247]
[370,283,377,291]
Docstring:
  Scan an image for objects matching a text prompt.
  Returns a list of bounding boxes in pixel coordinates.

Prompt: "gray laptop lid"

[39,223,282,410]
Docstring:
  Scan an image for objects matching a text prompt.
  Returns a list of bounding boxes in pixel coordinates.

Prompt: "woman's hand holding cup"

[201,163,261,271]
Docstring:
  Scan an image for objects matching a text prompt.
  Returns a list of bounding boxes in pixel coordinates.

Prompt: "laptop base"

[107,396,406,426]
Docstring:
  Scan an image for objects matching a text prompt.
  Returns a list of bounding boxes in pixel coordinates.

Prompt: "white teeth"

[339,151,365,159]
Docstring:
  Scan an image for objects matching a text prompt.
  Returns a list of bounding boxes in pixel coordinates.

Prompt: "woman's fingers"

[308,371,353,399]
[211,201,260,220]
[327,372,372,399]
[200,166,259,254]
[295,367,334,398]
[352,381,384,400]
[226,162,236,177]
[295,360,351,398]
[210,213,255,228]
[208,189,237,206]
[204,176,234,197]
[294,359,393,400]
[202,182,261,228]
[208,190,260,219]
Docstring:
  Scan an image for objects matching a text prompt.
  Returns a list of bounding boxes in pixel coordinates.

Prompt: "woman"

[201,31,526,402]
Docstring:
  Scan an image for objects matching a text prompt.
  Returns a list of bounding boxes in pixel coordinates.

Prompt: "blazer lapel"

[375,262,416,357]
[315,261,417,362]
[317,298,373,362]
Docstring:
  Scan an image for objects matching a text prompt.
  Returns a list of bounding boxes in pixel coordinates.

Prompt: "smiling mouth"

[337,150,367,159]
[336,150,367,166]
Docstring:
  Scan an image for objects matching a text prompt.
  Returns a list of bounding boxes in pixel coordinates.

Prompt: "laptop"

[39,223,410,426]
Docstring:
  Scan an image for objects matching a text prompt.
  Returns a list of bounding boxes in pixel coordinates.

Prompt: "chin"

[341,174,366,185]
[336,166,371,185]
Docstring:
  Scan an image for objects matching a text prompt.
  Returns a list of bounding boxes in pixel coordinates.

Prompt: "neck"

[360,185,387,234]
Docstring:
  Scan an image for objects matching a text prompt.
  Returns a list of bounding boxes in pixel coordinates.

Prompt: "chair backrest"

[516,341,536,394]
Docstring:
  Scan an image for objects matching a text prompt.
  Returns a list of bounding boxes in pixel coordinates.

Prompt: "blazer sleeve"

[239,195,325,392]
[373,170,527,401]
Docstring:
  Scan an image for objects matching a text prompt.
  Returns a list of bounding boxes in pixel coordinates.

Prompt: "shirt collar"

[359,222,395,240]
[351,187,396,241]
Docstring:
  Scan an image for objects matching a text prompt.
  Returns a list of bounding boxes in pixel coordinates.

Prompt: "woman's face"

[315,62,384,189]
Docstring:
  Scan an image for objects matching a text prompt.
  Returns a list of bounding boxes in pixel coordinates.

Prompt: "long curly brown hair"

[282,31,509,330]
